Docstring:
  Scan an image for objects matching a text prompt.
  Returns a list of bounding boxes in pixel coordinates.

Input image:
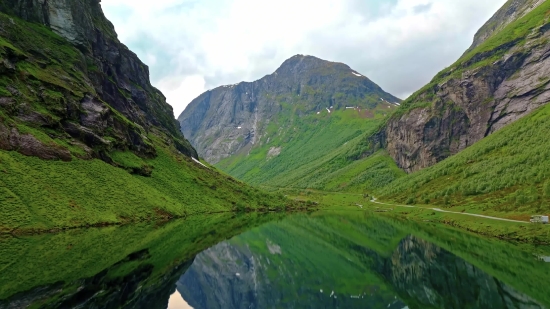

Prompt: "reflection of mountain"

[179,242,405,309]
[378,235,546,309]
[178,215,548,309]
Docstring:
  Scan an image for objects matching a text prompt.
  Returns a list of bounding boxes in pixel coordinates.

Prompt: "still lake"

[0,210,549,309]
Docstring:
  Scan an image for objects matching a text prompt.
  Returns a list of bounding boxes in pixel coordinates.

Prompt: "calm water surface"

[0,211,549,309]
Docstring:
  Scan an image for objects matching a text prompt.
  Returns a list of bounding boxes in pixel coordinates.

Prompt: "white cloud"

[101,0,507,116]
[157,75,206,113]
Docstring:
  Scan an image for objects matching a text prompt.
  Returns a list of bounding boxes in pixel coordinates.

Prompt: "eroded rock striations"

[0,0,197,163]
[366,0,550,173]
[178,55,400,164]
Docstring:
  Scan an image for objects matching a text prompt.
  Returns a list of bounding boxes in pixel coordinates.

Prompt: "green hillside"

[0,9,301,234]
[0,144,297,233]
[217,102,400,189]
[231,0,550,218]
[375,102,550,217]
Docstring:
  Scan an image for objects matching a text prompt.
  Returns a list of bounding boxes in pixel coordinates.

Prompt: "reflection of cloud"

[167,290,194,309]
[101,0,507,115]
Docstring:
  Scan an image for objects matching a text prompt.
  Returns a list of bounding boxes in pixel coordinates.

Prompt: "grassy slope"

[0,144,296,233]
[0,13,304,233]
[217,103,402,190]
[262,2,550,215]
[397,0,550,114]
[375,102,550,218]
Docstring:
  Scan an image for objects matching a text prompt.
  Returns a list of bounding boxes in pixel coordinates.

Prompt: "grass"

[0,142,308,233]
[217,104,397,189]
[374,102,550,218]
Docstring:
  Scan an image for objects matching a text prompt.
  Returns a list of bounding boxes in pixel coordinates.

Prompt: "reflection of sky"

[167,290,194,309]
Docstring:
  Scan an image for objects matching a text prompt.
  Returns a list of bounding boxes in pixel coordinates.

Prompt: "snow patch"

[352,72,362,77]
[317,112,320,115]
[236,273,240,276]
[326,108,331,113]
[192,157,207,168]
[237,126,242,129]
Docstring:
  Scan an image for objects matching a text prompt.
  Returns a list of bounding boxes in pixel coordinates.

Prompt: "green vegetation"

[396,1,550,112]
[0,143,307,233]
[217,103,398,190]
[375,103,550,218]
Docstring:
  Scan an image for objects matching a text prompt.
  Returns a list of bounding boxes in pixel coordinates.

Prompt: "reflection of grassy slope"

[0,212,283,302]
[217,105,402,191]
[402,216,550,307]
[231,211,550,307]
[230,213,407,297]
[0,145,294,232]
[375,103,550,216]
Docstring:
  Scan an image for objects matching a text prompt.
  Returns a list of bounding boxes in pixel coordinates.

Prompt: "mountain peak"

[275,54,351,76]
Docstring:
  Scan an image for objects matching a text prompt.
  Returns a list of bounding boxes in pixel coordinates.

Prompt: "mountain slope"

[178,55,401,186]
[0,1,295,232]
[365,0,550,173]
[179,55,401,164]
[375,100,550,216]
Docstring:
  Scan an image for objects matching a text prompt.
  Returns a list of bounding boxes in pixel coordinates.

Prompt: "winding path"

[369,198,528,224]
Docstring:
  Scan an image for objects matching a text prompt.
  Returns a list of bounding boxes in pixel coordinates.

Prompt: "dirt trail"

[369,198,528,224]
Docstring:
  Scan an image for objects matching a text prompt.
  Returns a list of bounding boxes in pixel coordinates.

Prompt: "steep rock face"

[368,1,550,173]
[0,0,197,162]
[178,55,400,164]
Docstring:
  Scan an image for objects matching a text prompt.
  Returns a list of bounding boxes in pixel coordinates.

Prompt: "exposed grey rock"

[369,1,550,173]
[178,55,401,164]
[0,0,198,162]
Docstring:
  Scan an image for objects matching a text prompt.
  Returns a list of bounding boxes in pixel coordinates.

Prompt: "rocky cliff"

[366,0,550,173]
[178,55,400,164]
[0,0,197,165]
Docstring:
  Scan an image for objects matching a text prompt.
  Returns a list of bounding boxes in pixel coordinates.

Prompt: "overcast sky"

[101,0,506,116]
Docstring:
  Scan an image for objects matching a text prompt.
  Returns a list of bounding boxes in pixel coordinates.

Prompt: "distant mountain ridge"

[178,55,400,164]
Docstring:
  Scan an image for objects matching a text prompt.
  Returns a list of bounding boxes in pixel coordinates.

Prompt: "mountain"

[0,1,296,233]
[365,0,550,173]
[178,55,401,185]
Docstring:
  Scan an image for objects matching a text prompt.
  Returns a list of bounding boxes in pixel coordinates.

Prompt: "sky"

[101,0,507,116]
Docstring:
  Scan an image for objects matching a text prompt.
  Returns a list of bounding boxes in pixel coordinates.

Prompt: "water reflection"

[0,211,548,309]
[167,290,194,309]
[177,213,550,309]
